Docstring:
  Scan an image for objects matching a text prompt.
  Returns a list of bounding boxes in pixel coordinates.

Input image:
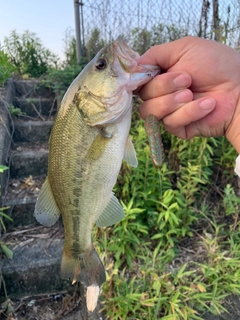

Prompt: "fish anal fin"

[123,136,138,167]
[96,193,125,228]
[34,177,60,227]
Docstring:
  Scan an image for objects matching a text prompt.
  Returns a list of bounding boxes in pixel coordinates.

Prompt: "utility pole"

[74,0,82,64]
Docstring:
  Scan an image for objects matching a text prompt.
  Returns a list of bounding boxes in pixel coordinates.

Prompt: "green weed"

[93,109,240,319]
[0,50,16,86]
[8,104,25,117]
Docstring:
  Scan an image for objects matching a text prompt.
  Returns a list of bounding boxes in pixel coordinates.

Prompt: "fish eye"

[95,58,107,70]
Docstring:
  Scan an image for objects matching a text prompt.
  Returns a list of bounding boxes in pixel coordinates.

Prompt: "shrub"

[0,50,16,86]
[3,30,59,78]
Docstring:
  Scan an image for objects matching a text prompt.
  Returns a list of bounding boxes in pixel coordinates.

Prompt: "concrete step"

[13,97,57,118]
[10,146,48,179]
[3,176,45,228]
[10,143,48,179]
[0,225,104,319]
[14,79,55,99]
[0,225,71,298]
[5,199,38,229]
[13,120,53,143]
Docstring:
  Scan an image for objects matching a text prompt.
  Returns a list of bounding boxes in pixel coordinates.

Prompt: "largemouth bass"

[34,37,159,300]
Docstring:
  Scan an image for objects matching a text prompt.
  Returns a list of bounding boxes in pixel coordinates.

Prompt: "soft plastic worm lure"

[144,114,164,168]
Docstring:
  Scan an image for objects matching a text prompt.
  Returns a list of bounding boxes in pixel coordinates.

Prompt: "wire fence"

[78,0,240,54]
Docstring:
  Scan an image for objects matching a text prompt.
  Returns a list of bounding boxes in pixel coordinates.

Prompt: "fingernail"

[199,98,216,110]
[174,90,192,103]
[173,74,190,87]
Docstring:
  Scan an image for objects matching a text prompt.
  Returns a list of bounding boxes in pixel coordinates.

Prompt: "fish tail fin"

[60,246,106,287]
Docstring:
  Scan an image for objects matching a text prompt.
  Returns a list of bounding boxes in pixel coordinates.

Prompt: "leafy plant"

[0,165,8,173]
[86,28,105,60]
[90,104,240,319]
[107,199,148,269]
[131,27,152,55]
[99,213,240,319]
[0,50,16,86]
[62,27,78,66]
[8,104,25,117]
[131,23,188,54]
[3,30,59,77]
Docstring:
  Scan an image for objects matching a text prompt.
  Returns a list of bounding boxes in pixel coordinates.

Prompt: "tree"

[86,28,105,60]
[63,27,77,66]
[131,27,152,55]
[3,30,59,78]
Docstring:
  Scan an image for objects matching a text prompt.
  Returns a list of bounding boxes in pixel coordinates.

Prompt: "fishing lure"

[144,114,164,168]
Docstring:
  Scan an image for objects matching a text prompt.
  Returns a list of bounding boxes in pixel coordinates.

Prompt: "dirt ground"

[1,292,240,320]
[0,285,104,320]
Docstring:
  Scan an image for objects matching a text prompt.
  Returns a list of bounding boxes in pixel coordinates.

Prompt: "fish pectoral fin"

[123,136,138,168]
[96,193,125,227]
[34,177,60,227]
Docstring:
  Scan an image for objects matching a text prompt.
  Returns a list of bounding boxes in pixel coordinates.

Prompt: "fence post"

[74,0,82,64]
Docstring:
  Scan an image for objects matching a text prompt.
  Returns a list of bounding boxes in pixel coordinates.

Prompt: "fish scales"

[34,37,160,309]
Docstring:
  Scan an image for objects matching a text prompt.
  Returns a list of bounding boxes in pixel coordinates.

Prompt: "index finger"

[138,36,197,69]
[138,72,192,101]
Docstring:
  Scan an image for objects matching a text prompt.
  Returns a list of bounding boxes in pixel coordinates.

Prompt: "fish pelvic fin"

[34,177,60,227]
[60,246,106,288]
[124,136,138,167]
[96,192,125,227]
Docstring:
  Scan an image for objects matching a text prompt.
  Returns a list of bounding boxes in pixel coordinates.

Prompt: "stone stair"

[0,79,104,320]
[3,79,56,229]
[0,79,70,298]
[2,80,151,319]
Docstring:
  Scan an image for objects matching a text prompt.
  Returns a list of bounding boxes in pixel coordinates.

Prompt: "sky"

[1,0,239,61]
[0,1,76,60]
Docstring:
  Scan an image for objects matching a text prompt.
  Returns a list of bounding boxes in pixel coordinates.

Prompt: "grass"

[92,107,240,319]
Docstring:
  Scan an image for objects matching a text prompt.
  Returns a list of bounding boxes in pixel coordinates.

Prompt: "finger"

[138,72,192,101]
[139,89,193,119]
[138,36,198,69]
[162,98,216,139]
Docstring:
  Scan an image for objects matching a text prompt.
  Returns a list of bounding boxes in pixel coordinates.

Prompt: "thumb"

[138,36,197,70]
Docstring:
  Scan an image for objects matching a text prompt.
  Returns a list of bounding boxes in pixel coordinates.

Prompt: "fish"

[34,37,160,301]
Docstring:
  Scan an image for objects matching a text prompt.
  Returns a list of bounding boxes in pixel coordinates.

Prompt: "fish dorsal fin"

[123,136,138,167]
[34,177,60,227]
[96,193,125,227]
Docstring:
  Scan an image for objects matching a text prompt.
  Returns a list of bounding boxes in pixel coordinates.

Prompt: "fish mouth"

[113,36,160,90]
[113,36,140,63]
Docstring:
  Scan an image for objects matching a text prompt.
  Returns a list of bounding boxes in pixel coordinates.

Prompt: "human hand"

[137,36,240,153]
